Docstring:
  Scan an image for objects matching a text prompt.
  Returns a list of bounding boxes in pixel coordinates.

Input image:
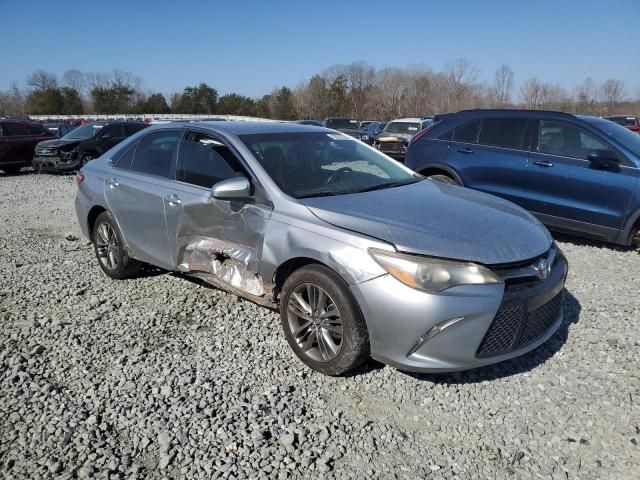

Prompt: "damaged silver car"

[74,122,568,376]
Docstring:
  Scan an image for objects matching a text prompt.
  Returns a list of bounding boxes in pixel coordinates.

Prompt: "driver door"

[164,129,272,274]
[526,119,637,234]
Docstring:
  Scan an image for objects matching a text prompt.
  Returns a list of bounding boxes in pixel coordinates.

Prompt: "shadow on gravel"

[401,289,582,385]
[552,231,633,252]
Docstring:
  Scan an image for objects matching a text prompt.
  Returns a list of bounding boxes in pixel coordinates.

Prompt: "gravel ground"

[0,171,638,480]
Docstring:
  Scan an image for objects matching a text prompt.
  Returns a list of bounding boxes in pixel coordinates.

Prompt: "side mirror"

[587,149,621,170]
[210,177,251,199]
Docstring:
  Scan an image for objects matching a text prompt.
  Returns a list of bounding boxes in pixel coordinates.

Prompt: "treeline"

[0,61,638,120]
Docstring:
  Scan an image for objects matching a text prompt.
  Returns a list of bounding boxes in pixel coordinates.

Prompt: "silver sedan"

[74,121,567,376]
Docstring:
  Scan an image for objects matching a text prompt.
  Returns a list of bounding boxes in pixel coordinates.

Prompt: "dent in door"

[174,198,271,297]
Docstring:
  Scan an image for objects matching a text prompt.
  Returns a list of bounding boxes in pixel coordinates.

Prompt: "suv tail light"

[409,125,435,147]
[74,172,85,185]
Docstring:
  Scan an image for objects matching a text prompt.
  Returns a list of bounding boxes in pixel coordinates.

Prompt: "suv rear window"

[478,118,529,150]
[4,123,30,135]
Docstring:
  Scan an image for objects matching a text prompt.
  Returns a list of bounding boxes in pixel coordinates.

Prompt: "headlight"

[369,249,501,293]
[362,135,369,142]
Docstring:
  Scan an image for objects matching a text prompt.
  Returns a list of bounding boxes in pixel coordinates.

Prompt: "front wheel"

[92,211,142,279]
[280,265,370,376]
[80,152,95,167]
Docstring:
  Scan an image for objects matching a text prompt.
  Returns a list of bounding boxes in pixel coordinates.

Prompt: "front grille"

[380,142,404,152]
[35,147,57,157]
[476,292,563,358]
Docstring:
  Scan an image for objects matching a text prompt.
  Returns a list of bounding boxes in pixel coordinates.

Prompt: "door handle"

[457,148,474,154]
[107,178,119,188]
[165,194,182,206]
[533,160,554,168]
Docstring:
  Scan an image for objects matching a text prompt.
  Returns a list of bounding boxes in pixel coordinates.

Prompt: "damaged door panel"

[164,183,273,297]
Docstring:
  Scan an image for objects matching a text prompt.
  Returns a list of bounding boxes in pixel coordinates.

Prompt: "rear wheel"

[92,211,142,279]
[280,265,369,376]
[428,173,458,185]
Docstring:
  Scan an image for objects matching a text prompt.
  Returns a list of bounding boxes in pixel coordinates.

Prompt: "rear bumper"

[351,256,568,372]
[32,156,80,173]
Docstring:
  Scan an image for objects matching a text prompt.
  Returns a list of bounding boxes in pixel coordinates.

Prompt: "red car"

[604,115,640,133]
[0,120,55,173]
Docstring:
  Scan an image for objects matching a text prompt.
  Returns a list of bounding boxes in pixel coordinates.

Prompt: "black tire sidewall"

[279,264,370,376]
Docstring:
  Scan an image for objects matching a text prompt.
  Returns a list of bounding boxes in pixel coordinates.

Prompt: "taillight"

[409,125,434,147]
[74,172,85,185]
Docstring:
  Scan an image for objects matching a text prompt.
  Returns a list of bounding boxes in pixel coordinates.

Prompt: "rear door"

[104,129,182,269]
[0,123,7,163]
[447,117,533,207]
[4,122,32,161]
[164,129,272,287]
[526,119,637,235]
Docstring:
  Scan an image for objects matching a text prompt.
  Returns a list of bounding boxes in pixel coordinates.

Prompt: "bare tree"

[600,79,625,111]
[26,70,58,91]
[491,64,514,106]
[62,69,86,95]
[520,77,543,109]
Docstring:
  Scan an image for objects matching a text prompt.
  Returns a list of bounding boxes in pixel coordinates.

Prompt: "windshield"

[62,124,102,140]
[325,118,360,130]
[383,122,420,135]
[240,132,420,199]
[595,121,640,159]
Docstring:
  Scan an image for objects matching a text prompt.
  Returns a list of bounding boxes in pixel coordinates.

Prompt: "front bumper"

[351,255,568,372]
[32,155,80,173]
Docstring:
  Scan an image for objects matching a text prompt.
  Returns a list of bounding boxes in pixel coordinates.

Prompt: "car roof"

[446,109,578,120]
[388,117,423,123]
[170,120,333,135]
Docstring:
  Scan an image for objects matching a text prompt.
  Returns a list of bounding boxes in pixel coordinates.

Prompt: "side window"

[5,123,30,136]
[124,124,144,136]
[0,124,5,136]
[478,118,529,150]
[28,124,46,135]
[101,125,125,139]
[447,119,481,143]
[130,130,180,178]
[177,131,246,189]
[113,143,137,170]
[538,121,613,160]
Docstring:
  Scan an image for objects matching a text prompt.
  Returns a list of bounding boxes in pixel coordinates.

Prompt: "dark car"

[405,109,640,246]
[323,117,369,142]
[33,121,148,172]
[604,115,640,134]
[44,122,76,138]
[374,118,433,160]
[0,120,54,173]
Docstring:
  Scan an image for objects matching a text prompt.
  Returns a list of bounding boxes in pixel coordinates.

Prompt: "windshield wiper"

[296,191,345,199]
[350,179,421,194]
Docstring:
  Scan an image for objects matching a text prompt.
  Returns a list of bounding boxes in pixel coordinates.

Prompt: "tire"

[80,152,96,167]
[429,174,458,185]
[280,264,370,376]
[2,165,22,174]
[92,211,142,279]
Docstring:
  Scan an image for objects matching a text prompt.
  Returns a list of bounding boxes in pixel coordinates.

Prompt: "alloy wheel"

[287,283,343,362]
[95,222,120,271]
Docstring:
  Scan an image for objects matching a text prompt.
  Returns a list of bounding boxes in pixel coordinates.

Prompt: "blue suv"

[405,109,640,247]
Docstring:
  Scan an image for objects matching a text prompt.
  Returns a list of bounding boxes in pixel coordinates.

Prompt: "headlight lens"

[369,249,501,293]
[362,135,369,142]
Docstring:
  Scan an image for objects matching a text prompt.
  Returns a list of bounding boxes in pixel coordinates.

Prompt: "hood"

[376,132,413,142]
[301,180,552,265]
[36,138,81,149]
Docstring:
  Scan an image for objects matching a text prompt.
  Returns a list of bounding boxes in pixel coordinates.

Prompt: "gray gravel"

[0,170,639,479]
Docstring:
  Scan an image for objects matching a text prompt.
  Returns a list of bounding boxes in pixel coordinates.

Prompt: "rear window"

[478,118,529,150]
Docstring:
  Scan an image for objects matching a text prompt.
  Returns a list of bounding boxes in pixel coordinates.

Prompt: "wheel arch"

[417,163,464,185]
[87,205,107,242]
[272,257,329,298]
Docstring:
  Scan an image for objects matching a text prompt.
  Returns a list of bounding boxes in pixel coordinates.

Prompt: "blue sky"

[1,0,638,98]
